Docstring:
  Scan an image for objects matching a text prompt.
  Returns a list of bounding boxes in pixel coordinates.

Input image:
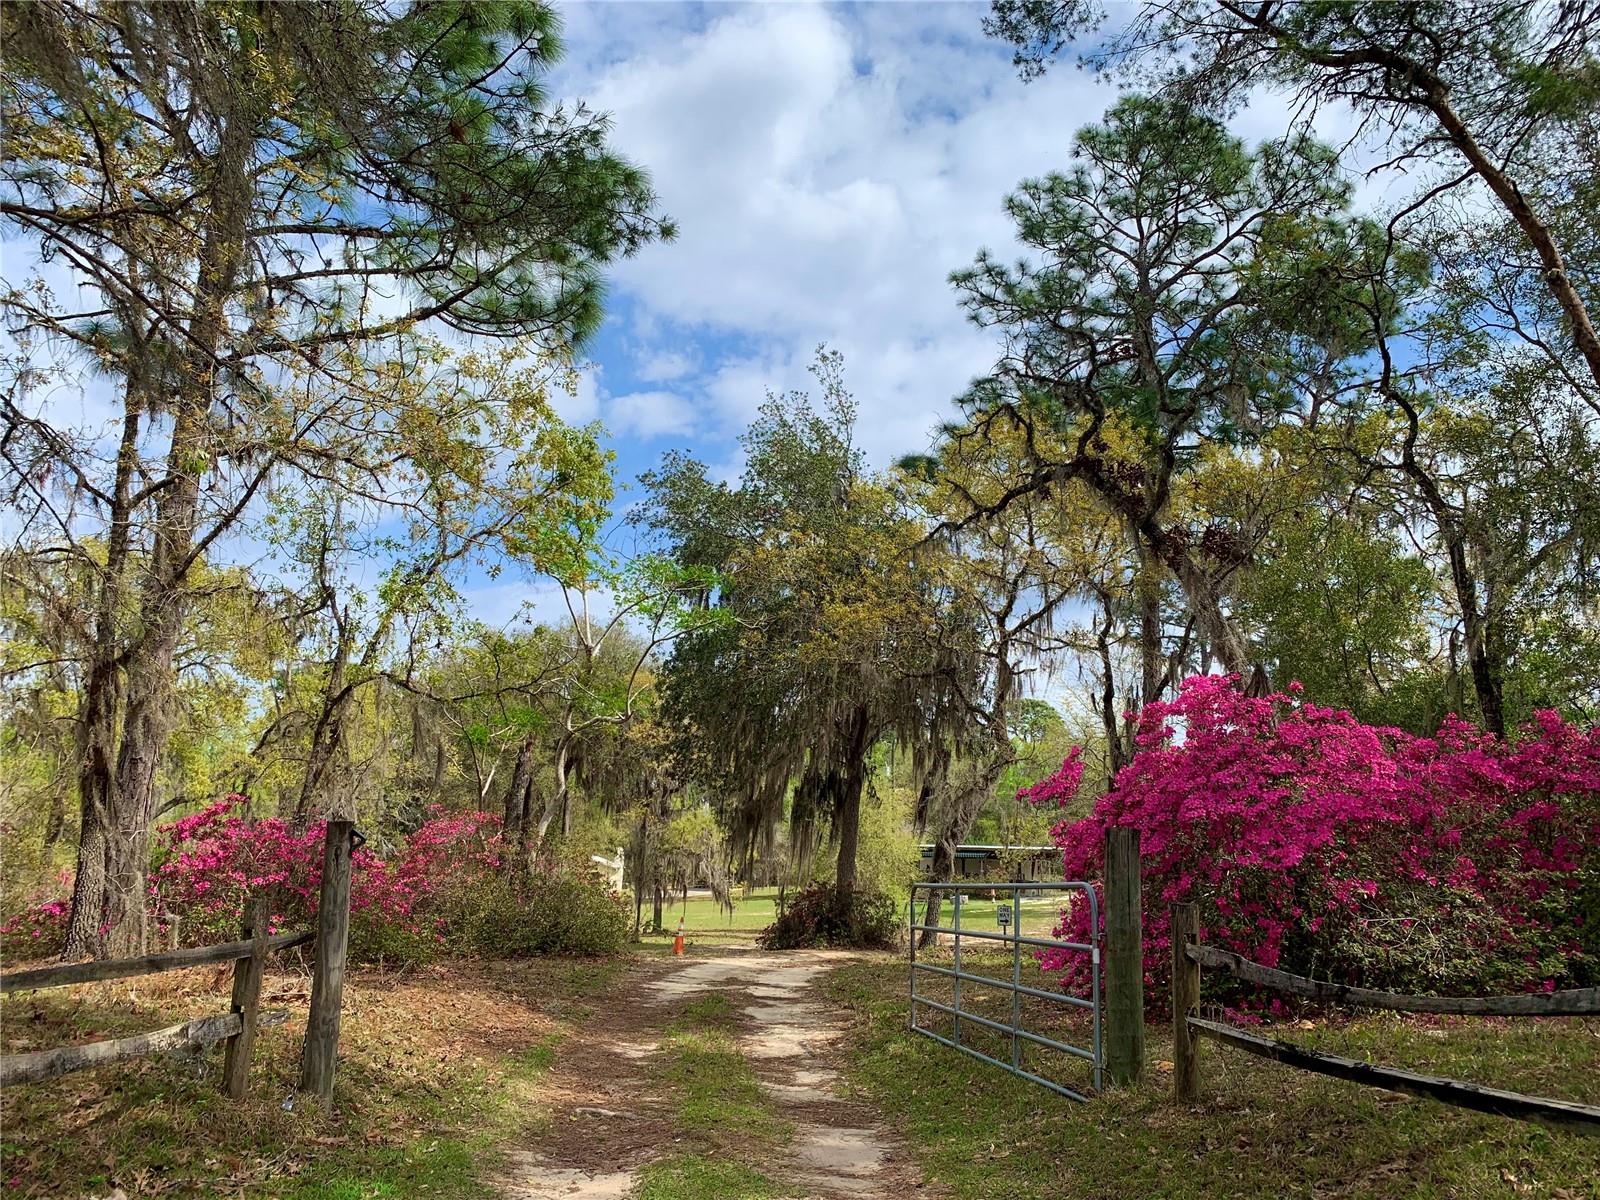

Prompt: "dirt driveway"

[493,948,930,1199]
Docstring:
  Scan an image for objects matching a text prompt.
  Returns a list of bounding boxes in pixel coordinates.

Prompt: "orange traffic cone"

[672,917,685,956]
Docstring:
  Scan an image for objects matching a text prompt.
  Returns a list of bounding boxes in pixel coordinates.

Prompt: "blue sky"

[542,3,1123,480]
[461,0,1152,626]
[6,2,1378,671]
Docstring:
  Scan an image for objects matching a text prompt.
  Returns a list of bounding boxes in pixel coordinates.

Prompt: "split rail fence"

[0,819,358,1105]
[1168,901,1600,1135]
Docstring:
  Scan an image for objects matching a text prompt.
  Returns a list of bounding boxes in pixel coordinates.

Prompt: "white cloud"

[556,3,1421,470]
[607,389,699,439]
[637,348,696,382]
[558,2,1120,464]
[554,362,604,424]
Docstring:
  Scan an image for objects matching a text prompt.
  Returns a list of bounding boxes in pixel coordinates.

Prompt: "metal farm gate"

[908,881,1102,1099]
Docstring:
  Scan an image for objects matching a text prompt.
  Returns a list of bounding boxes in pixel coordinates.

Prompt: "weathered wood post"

[1170,901,1200,1102]
[1104,827,1144,1086]
[299,819,353,1104]
[222,895,269,1099]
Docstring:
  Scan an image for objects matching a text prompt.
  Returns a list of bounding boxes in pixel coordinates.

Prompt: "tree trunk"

[1093,603,1129,787]
[64,383,143,961]
[527,736,571,861]
[832,706,872,896]
[42,787,65,849]
[500,738,534,842]
[61,823,107,962]
[1160,542,1251,677]
[1136,549,1164,708]
[105,602,187,958]
[1389,390,1507,735]
[94,93,254,958]
[295,627,354,826]
[917,838,956,950]
[917,752,1013,950]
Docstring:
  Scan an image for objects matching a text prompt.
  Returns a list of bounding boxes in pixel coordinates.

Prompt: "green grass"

[639,886,1068,950]
[653,997,792,1144]
[634,1154,784,1200]
[637,888,786,949]
[919,894,1065,939]
[825,957,1600,1200]
[637,997,794,1199]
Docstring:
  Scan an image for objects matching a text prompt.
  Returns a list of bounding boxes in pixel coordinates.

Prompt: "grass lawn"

[915,893,1066,939]
[825,955,1600,1200]
[636,887,783,949]
[637,886,1069,951]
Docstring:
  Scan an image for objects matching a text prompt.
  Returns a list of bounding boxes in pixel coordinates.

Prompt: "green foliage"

[641,349,950,885]
[758,883,901,951]
[337,863,632,966]
[851,784,922,898]
[445,868,630,959]
[1238,510,1438,728]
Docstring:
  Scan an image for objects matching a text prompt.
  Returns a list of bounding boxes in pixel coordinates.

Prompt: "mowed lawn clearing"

[639,887,1067,952]
[825,955,1600,1200]
[636,887,782,950]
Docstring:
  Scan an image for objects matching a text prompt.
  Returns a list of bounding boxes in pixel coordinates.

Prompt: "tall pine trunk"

[64,381,144,961]
[75,100,254,958]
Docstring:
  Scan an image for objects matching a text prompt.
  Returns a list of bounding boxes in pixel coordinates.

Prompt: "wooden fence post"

[1171,901,1200,1102]
[221,896,269,1099]
[1104,827,1144,1086]
[299,819,353,1104]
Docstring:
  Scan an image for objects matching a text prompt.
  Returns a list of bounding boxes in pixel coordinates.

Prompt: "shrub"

[144,800,503,959]
[449,866,630,958]
[0,884,69,962]
[1,801,630,966]
[758,883,900,950]
[1022,675,1599,1004]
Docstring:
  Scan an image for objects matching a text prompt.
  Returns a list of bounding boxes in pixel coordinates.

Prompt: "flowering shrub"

[1022,675,1600,1004]
[2,800,625,965]
[146,799,504,953]
[0,873,71,960]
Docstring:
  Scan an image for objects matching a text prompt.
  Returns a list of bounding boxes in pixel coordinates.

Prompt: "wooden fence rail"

[1186,1017,1600,1135]
[1185,944,1600,1017]
[0,896,312,1100]
[1169,902,1600,1136]
[1,1010,290,1087]
[0,930,314,995]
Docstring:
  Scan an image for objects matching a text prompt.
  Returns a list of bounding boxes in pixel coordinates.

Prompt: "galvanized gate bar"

[911,925,1096,953]
[909,962,1096,1009]
[910,997,1098,1061]
[916,1024,1092,1102]
[908,880,1102,1097]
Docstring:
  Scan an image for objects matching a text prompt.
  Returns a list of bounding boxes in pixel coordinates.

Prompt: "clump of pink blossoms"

[1019,675,1600,1004]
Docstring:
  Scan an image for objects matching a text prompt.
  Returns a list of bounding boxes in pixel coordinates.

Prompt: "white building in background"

[590,847,626,893]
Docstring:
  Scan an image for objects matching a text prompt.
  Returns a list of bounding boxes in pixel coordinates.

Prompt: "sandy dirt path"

[494,948,929,1199]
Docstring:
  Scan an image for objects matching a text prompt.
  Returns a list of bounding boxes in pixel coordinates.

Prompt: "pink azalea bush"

[0,871,72,956]
[1023,675,1600,1004]
[148,799,504,953]
[3,799,627,964]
